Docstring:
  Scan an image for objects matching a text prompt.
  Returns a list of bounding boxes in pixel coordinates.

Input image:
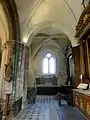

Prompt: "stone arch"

[0,0,21,77]
[0,0,21,101]
[0,0,20,41]
[0,0,20,79]
[0,1,21,119]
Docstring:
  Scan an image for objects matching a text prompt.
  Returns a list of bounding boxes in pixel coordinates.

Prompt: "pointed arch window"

[43,53,55,74]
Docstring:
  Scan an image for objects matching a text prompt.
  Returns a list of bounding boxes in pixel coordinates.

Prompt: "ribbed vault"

[31,31,71,59]
[15,0,83,46]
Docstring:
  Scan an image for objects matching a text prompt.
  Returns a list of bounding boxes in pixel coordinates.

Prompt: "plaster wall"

[28,48,36,87]
[31,47,67,86]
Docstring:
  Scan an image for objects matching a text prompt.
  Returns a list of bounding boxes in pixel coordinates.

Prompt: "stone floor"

[14,95,87,120]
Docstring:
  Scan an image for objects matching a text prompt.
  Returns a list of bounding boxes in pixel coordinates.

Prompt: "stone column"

[22,45,29,109]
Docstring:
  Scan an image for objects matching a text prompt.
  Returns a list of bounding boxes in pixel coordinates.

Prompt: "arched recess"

[0,0,21,100]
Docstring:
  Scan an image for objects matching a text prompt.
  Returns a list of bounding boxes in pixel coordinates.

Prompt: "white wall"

[32,47,67,86]
[28,48,36,87]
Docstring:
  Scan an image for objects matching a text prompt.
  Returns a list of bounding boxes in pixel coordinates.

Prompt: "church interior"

[0,0,90,120]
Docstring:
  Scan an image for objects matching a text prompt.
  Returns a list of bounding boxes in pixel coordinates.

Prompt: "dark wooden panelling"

[73,46,80,87]
[37,87,59,95]
[37,86,73,106]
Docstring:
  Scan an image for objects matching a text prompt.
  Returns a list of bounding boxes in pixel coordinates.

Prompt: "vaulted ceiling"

[15,0,83,56]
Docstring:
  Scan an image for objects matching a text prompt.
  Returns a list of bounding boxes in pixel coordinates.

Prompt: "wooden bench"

[55,92,68,106]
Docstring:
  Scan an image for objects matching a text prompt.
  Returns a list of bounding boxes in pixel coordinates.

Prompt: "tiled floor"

[14,95,87,120]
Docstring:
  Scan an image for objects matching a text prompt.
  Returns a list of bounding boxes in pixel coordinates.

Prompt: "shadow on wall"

[57,75,66,86]
[28,70,35,87]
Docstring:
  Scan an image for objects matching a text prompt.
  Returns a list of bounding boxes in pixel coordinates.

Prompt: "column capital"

[14,42,25,51]
[1,41,25,51]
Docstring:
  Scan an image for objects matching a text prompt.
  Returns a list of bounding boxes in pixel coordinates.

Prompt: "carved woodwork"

[74,3,90,119]
[75,4,90,38]
[78,39,90,80]
[72,46,80,86]
[86,38,90,77]
[80,40,85,75]
[75,2,90,81]
[73,91,90,119]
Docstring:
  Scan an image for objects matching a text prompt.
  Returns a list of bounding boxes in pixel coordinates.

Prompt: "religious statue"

[4,58,13,82]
